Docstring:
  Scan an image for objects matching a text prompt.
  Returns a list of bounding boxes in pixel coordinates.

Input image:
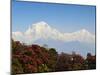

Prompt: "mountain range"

[12,21,95,44]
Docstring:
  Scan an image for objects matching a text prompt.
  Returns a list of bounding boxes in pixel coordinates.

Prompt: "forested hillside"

[12,40,96,75]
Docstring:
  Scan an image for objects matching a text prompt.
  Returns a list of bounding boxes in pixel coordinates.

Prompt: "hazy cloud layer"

[12,21,95,44]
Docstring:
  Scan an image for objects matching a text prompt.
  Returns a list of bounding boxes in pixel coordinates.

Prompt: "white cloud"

[12,21,95,44]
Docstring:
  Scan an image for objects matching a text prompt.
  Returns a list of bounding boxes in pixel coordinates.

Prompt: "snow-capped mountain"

[12,21,95,44]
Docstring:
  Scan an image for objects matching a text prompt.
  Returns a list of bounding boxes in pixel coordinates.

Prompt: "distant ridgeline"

[12,40,96,74]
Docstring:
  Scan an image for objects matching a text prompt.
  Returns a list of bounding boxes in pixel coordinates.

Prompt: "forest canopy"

[12,40,96,74]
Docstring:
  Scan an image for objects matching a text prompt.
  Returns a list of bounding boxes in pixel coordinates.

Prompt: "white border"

[19,0,96,5]
[0,0,10,75]
[0,0,100,75]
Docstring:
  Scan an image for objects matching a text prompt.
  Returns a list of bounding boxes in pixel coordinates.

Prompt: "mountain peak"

[81,29,87,32]
[79,29,91,35]
[13,21,95,44]
[33,21,48,27]
[31,21,50,32]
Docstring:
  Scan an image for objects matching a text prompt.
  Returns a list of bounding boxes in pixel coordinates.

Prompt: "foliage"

[12,40,96,74]
[12,57,23,74]
[38,64,50,72]
[86,53,96,69]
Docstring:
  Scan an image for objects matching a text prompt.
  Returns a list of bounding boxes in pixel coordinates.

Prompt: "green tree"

[47,48,58,71]
[49,48,57,55]
[12,58,23,74]
[38,64,49,72]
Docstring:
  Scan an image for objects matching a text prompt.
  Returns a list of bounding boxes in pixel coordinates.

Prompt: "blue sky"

[12,0,96,33]
[12,0,96,57]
